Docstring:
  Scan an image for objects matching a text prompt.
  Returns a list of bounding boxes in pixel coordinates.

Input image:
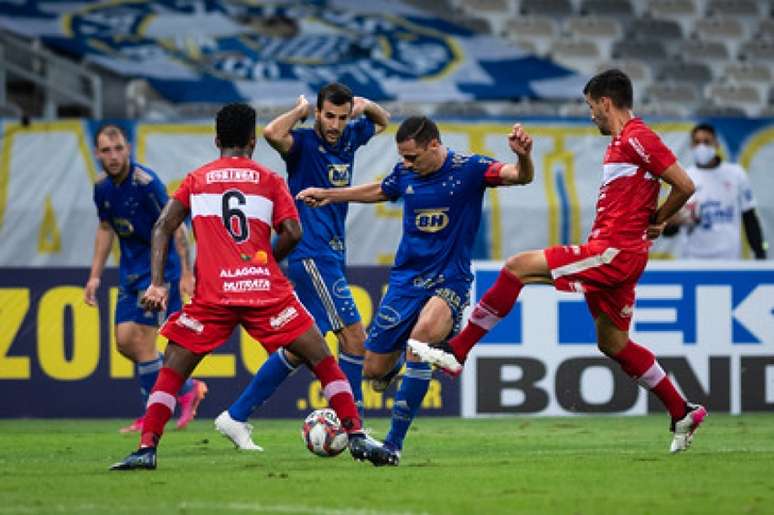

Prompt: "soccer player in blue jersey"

[296,116,535,464]
[84,124,207,433]
[215,83,390,450]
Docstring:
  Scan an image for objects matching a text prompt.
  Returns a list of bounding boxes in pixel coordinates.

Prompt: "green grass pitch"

[1,415,773,515]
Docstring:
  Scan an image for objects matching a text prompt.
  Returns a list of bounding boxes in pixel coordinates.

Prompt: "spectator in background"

[667,123,767,260]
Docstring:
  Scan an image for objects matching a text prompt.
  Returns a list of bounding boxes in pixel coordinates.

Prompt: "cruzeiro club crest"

[62,0,460,91]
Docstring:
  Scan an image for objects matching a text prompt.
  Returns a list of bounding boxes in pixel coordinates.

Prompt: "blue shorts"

[115,279,182,327]
[365,277,471,354]
[287,257,361,334]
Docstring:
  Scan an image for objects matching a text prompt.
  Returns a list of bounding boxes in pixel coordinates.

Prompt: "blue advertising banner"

[0,266,460,418]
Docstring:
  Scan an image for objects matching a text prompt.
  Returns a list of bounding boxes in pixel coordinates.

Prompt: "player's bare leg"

[596,314,707,453]
[111,342,204,470]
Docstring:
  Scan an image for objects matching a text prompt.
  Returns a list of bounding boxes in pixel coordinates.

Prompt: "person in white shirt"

[667,123,767,260]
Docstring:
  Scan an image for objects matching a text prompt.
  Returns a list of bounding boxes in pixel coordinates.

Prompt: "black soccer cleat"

[109,447,157,471]
[349,434,399,467]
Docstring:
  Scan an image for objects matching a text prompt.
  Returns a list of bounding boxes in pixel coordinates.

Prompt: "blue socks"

[136,354,163,407]
[228,349,298,422]
[339,351,365,418]
[385,361,431,451]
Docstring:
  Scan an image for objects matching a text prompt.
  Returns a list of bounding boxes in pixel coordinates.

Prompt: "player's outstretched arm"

[498,123,535,185]
[263,95,311,155]
[142,199,189,312]
[648,163,696,240]
[296,182,388,207]
[273,219,302,262]
[174,225,195,297]
[352,97,391,134]
[84,221,114,306]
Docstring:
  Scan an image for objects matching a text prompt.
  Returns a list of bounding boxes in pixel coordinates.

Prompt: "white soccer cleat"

[215,410,264,451]
[407,339,463,376]
[670,403,708,454]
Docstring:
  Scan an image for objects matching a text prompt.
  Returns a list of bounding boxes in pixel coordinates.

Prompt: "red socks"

[312,356,362,433]
[450,267,523,361]
[613,340,686,419]
[140,367,185,448]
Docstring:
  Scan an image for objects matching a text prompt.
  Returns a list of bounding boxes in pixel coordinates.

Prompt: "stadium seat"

[676,40,730,68]
[520,0,575,17]
[694,103,748,117]
[646,83,700,112]
[647,0,698,35]
[504,16,558,55]
[550,38,602,74]
[657,61,713,86]
[627,17,685,54]
[458,0,513,14]
[756,18,774,39]
[433,101,489,117]
[694,17,748,56]
[705,82,763,116]
[738,39,774,65]
[564,16,623,59]
[723,62,771,99]
[612,39,669,63]
[706,0,762,19]
[580,0,634,18]
[638,101,691,117]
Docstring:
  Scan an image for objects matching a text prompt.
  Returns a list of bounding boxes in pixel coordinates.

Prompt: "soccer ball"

[301,408,348,457]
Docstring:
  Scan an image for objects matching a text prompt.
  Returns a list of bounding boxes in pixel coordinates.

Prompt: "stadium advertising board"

[0,266,459,418]
[462,261,774,417]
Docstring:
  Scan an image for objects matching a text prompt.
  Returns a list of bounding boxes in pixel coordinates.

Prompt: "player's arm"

[142,199,189,311]
[742,209,767,259]
[263,95,311,155]
[173,225,195,297]
[647,163,696,240]
[296,182,388,207]
[84,221,114,306]
[498,123,535,185]
[352,97,391,134]
[273,219,302,262]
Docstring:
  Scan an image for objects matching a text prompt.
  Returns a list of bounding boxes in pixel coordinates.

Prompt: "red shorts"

[160,294,314,355]
[543,241,648,331]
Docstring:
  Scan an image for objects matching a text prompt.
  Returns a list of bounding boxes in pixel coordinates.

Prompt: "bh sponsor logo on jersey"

[219,266,271,278]
[112,218,134,237]
[270,306,298,329]
[176,313,204,334]
[206,169,260,184]
[327,164,351,187]
[415,208,449,233]
[223,279,271,293]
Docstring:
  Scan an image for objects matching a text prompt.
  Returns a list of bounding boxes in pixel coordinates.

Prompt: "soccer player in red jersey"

[409,69,708,453]
[110,103,395,470]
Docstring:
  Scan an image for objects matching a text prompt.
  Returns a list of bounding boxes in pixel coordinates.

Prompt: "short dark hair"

[94,124,129,147]
[396,116,440,146]
[317,82,354,110]
[691,123,717,139]
[583,69,633,109]
[216,103,256,148]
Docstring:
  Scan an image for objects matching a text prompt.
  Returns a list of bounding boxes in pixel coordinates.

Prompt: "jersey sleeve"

[93,186,109,222]
[737,166,757,211]
[625,128,677,176]
[350,117,376,148]
[173,174,193,210]
[271,175,300,230]
[380,164,403,200]
[146,175,170,216]
[283,129,304,170]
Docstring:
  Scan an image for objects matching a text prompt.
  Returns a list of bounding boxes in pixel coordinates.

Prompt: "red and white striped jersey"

[590,117,677,252]
[174,156,299,306]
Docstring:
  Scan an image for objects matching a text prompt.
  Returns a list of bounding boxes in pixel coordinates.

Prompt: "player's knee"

[362,360,388,380]
[505,252,528,275]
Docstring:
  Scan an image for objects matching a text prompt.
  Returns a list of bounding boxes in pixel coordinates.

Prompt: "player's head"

[315,82,354,145]
[216,102,257,155]
[690,123,719,166]
[583,69,633,136]
[396,116,443,176]
[94,124,131,179]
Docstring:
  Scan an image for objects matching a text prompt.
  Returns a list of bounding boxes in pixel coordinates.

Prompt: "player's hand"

[141,283,169,312]
[179,270,195,300]
[84,277,100,306]
[296,94,311,122]
[296,187,331,207]
[647,221,667,240]
[508,123,533,157]
[351,97,369,118]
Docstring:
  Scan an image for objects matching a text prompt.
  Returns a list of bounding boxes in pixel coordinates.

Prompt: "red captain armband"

[483,161,505,186]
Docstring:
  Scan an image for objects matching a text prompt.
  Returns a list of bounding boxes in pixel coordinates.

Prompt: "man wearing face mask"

[674,123,767,260]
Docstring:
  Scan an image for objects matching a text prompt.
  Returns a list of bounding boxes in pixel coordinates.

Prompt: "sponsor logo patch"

[270,306,299,329]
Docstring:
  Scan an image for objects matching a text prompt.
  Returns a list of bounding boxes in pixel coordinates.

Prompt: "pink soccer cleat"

[119,416,144,433]
[670,403,708,453]
[176,379,208,429]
